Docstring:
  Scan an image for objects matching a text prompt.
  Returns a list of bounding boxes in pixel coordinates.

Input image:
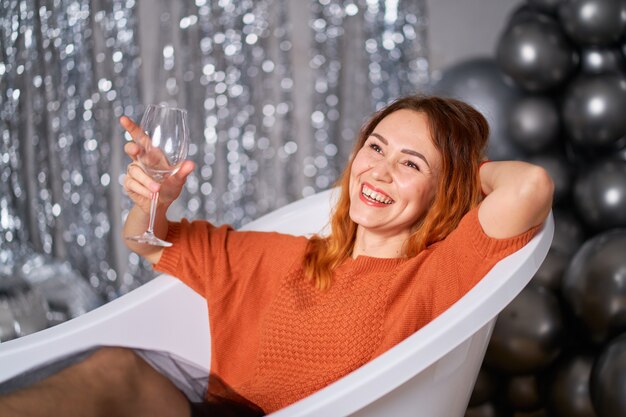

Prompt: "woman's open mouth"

[360,183,394,206]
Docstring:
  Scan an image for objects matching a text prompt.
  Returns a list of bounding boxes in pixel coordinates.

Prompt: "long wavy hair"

[303,95,490,290]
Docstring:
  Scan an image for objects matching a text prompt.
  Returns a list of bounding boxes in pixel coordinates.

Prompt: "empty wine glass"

[126,104,189,247]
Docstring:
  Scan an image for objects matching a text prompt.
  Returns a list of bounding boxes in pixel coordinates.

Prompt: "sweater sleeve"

[153,219,309,299]
[426,205,540,318]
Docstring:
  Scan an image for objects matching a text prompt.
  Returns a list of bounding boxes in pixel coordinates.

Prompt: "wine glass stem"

[147,191,159,236]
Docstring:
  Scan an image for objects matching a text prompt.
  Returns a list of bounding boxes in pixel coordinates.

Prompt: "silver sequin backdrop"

[1,0,428,308]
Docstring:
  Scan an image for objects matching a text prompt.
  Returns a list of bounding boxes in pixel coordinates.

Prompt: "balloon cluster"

[433,1,626,416]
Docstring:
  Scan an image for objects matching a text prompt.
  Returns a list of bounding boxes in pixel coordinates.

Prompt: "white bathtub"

[0,189,553,416]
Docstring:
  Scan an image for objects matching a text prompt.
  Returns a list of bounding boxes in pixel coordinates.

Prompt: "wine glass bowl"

[136,105,189,182]
[126,104,189,247]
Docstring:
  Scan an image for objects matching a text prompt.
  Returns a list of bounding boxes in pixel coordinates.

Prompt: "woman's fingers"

[120,116,142,140]
[121,114,194,206]
[124,141,140,157]
[121,116,172,170]
[172,160,196,183]
[127,163,160,193]
[120,116,151,149]
[125,175,154,200]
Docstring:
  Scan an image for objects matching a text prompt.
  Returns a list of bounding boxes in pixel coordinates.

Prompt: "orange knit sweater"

[154,206,537,413]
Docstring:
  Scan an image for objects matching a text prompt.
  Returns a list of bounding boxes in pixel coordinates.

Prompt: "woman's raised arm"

[120,116,195,264]
[478,161,554,239]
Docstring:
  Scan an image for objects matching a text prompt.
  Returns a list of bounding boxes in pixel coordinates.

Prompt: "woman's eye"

[405,161,420,171]
[369,143,382,153]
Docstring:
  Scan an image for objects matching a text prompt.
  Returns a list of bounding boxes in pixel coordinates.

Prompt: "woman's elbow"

[521,166,555,220]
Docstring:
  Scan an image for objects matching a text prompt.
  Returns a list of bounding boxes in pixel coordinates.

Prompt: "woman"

[0,95,553,417]
[122,94,553,415]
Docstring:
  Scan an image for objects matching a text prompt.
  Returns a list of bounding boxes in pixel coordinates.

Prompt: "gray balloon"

[548,354,598,417]
[617,145,626,162]
[551,209,585,257]
[465,402,502,417]
[532,249,569,291]
[432,57,525,161]
[574,159,626,231]
[563,230,626,344]
[485,284,564,374]
[496,14,578,92]
[509,96,560,153]
[580,47,626,75]
[591,333,626,417]
[562,74,626,148]
[527,0,563,14]
[469,368,499,407]
[528,153,572,204]
[509,4,551,24]
[506,374,542,411]
[558,0,626,46]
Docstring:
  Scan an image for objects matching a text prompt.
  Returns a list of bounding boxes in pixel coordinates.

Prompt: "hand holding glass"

[126,105,189,247]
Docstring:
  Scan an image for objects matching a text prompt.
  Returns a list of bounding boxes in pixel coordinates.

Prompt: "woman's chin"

[349,213,387,232]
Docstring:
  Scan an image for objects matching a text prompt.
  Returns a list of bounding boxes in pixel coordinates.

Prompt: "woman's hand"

[121,116,195,214]
[478,161,554,239]
[121,116,195,264]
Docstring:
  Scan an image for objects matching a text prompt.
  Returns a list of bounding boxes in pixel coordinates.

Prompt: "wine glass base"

[126,233,173,247]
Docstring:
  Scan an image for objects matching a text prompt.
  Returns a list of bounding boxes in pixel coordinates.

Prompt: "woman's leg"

[0,347,191,417]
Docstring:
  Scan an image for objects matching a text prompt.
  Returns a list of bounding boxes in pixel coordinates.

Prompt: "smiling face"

[348,109,441,242]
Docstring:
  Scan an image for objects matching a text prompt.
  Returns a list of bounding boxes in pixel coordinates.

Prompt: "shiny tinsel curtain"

[1,0,140,334]
[1,0,428,328]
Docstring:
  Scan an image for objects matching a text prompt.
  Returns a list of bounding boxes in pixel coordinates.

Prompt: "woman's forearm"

[122,204,169,264]
[478,161,554,238]
[479,161,549,197]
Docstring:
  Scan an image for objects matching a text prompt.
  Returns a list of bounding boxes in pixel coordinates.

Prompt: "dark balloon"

[532,249,569,291]
[470,368,500,407]
[506,374,542,411]
[527,0,562,14]
[508,96,559,153]
[547,354,598,417]
[573,159,626,231]
[485,285,564,374]
[432,58,525,160]
[508,4,551,25]
[527,154,571,204]
[558,0,626,46]
[512,408,550,417]
[563,230,626,344]
[618,145,626,162]
[590,333,626,417]
[580,48,626,75]
[465,402,504,417]
[551,209,585,257]
[496,14,578,92]
[562,74,626,148]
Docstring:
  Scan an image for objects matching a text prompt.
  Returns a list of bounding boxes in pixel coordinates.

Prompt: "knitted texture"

[239,262,393,410]
[154,206,538,413]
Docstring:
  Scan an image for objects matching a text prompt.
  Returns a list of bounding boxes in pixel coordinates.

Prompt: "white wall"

[427,0,520,74]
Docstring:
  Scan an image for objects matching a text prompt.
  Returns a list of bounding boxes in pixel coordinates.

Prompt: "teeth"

[362,185,394,204]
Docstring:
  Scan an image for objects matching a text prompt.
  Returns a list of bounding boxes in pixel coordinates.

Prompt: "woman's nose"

[370,160,392,182]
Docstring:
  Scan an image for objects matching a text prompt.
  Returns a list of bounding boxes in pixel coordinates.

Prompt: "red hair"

[303,95,489,290]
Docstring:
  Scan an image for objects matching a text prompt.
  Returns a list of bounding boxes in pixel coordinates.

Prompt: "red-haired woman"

[0,96,553,417]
